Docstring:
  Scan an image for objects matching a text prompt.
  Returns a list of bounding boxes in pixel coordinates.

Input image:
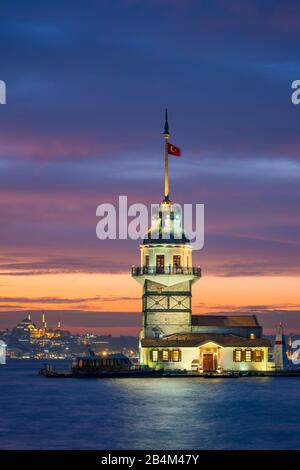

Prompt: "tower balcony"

[131,266,201,277]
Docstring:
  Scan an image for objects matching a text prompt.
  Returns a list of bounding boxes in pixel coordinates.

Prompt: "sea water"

[0,360,300,450]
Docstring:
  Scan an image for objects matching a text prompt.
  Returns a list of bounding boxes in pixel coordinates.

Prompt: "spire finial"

[163,108,170,200]
[163,108,169,137]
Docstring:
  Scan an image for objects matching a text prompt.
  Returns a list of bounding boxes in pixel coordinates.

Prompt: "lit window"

[234,349,242,362]
[162,349,169,361]
[250,333,256,339]
[151,350,158,362]
[245,349,252,362]
[156,255,164,273]
[255,350,264,362]
[172,349,181,362]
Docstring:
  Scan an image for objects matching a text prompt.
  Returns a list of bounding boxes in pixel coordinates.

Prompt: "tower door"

[156,255,165,273]
[203,354,214,372]
[173,255,181,269]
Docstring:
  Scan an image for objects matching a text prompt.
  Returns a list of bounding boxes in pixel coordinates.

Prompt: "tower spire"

[163,108,170,201]
[164,108,169,135]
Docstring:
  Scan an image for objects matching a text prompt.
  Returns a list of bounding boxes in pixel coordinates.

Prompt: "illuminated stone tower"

[131,111,201,361]
[273,323,288,370]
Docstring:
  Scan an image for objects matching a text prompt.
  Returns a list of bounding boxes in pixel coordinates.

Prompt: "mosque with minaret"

[131,111,278,373]
[14,313,62,339]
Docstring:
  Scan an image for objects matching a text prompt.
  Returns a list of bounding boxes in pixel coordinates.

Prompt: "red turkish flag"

[167,142,181,157]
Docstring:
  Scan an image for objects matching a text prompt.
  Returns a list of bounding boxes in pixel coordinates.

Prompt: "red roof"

[141,333,271,348]
[191,315,260,327]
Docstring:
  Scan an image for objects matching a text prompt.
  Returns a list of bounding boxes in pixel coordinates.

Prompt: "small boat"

[39,352,163,378]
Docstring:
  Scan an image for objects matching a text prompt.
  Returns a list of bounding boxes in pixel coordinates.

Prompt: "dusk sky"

[0,0,300,334]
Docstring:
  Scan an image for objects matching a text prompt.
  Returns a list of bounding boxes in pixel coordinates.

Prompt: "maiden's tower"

[132,111,272,373]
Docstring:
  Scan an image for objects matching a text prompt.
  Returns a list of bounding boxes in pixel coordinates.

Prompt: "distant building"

[0,340,7,364]
[1,315,138,359]
[13,313,62,340]
[132,112,272,373]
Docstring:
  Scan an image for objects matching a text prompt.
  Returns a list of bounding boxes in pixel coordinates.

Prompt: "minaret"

[131,111,201,365]
[273,323,288,370]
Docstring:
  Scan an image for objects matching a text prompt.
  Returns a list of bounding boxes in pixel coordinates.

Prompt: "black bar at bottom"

[0,450,300,466]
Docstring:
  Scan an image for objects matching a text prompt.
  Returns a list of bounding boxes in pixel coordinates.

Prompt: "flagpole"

[163,109,170,200]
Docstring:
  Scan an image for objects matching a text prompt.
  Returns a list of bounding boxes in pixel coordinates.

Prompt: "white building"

[132,111,271,373]
[273,323,288,370]
[0,340,7,365]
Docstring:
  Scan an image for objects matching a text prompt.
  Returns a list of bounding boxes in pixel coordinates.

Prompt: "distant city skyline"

[0,1,300,334]
[1,306,300,336]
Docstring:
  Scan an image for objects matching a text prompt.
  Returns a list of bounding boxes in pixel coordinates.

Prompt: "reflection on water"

[0,360,300,449]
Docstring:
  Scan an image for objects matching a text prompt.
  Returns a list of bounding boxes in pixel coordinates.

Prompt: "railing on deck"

[131,266,201,277]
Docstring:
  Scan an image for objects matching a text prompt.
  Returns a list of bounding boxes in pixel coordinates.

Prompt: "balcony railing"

[131,266,202,277]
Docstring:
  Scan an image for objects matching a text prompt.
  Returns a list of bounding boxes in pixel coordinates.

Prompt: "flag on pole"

[167,142,181,157]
